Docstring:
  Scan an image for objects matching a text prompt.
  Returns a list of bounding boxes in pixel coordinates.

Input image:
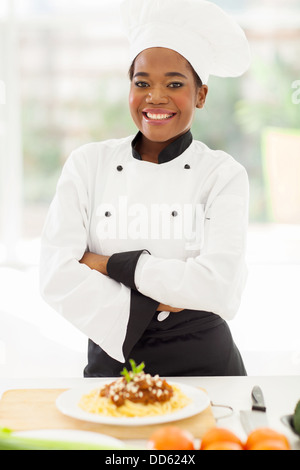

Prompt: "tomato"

[200,427,244,450]
[245,428,290,450]
[203,441,243,450]
[147,426,195,450]
[249,439,290,450]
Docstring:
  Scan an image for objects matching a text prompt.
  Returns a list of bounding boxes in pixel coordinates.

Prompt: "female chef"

[39,0,251,377]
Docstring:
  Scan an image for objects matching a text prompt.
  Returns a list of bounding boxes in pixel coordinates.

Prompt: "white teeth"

[146,113,173,120]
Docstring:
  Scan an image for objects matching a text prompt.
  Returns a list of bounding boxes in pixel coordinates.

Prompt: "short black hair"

[128,57,203,89]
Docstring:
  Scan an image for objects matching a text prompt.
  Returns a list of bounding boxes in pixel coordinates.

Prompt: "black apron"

[84,309,247,377]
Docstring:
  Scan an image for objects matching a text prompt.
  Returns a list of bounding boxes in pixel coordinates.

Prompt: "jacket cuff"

[122,289,159,360]
[106,249,150,290]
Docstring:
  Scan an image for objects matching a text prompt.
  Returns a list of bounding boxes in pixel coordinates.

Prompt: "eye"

[134,81,150,88]
[168,82,184,88]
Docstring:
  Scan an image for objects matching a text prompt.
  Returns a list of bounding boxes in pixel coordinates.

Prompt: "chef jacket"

[39,130,249,364]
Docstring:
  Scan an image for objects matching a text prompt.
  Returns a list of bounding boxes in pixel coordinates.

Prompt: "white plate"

[14,429,125,447]
[56,381,210,426]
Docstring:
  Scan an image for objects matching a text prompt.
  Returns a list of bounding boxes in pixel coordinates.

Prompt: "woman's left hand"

[80,252,184,313]
[79,252,109,275]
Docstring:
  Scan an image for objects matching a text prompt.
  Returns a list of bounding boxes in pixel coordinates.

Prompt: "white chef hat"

[120,0,251,84]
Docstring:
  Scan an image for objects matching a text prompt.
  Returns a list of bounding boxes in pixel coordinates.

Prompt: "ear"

[196,85,208,109]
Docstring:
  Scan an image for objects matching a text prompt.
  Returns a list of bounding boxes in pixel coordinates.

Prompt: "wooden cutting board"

[0,389,215,440]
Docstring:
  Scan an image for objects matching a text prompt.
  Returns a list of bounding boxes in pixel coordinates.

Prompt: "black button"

[117,165,123,172]
[184,164,190,169]
[105,211,112,217]
[171,211,178,217]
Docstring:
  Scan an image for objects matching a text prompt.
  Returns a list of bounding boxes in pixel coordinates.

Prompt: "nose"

[145,86,169,104]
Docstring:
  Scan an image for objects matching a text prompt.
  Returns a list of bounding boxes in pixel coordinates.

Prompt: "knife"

[240,386,268,434]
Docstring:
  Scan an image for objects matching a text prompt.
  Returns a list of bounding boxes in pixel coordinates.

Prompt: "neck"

[136,134,185,163]
[131,129,193,164]
[136,136,170,163]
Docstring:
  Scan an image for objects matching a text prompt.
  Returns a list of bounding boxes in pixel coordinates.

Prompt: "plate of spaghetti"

[56,361,210,426]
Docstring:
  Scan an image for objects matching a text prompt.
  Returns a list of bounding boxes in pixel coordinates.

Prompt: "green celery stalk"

[0,428,131,451]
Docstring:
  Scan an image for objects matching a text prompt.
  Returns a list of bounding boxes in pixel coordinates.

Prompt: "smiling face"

[129,47,208,148]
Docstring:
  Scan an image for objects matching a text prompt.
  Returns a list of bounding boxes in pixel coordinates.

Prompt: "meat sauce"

[99,372,174,407]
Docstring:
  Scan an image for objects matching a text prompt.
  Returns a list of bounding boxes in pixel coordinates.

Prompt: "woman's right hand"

[80,253,184,313]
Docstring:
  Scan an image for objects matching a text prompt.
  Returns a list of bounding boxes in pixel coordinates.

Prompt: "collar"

[131,130,193,164]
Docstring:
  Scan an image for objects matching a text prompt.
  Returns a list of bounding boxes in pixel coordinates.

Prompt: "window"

[1,0,299,376]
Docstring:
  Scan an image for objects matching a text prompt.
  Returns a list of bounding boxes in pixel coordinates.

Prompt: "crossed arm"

[79,251,183,313]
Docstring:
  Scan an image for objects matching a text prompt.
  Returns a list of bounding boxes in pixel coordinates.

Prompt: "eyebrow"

[133,71,188,79]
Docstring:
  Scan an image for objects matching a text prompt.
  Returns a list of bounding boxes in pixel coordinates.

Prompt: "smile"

[142,109,177,123]
[145,112,174,120]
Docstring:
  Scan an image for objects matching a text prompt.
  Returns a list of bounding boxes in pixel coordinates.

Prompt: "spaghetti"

[78,372,191,418]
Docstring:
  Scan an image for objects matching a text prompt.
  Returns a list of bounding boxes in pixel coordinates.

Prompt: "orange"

[200,427,244,450]
[147,426,195,450]
[245,428,290,450]
[203,441,243,450]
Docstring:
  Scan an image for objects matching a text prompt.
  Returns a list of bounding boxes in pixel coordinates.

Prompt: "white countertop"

[1,376,299,450]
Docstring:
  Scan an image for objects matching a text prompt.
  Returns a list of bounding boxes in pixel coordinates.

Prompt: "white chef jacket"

[39,131,249,363]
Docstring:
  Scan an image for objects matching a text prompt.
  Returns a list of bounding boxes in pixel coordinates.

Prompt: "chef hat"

[120,0,251,84]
